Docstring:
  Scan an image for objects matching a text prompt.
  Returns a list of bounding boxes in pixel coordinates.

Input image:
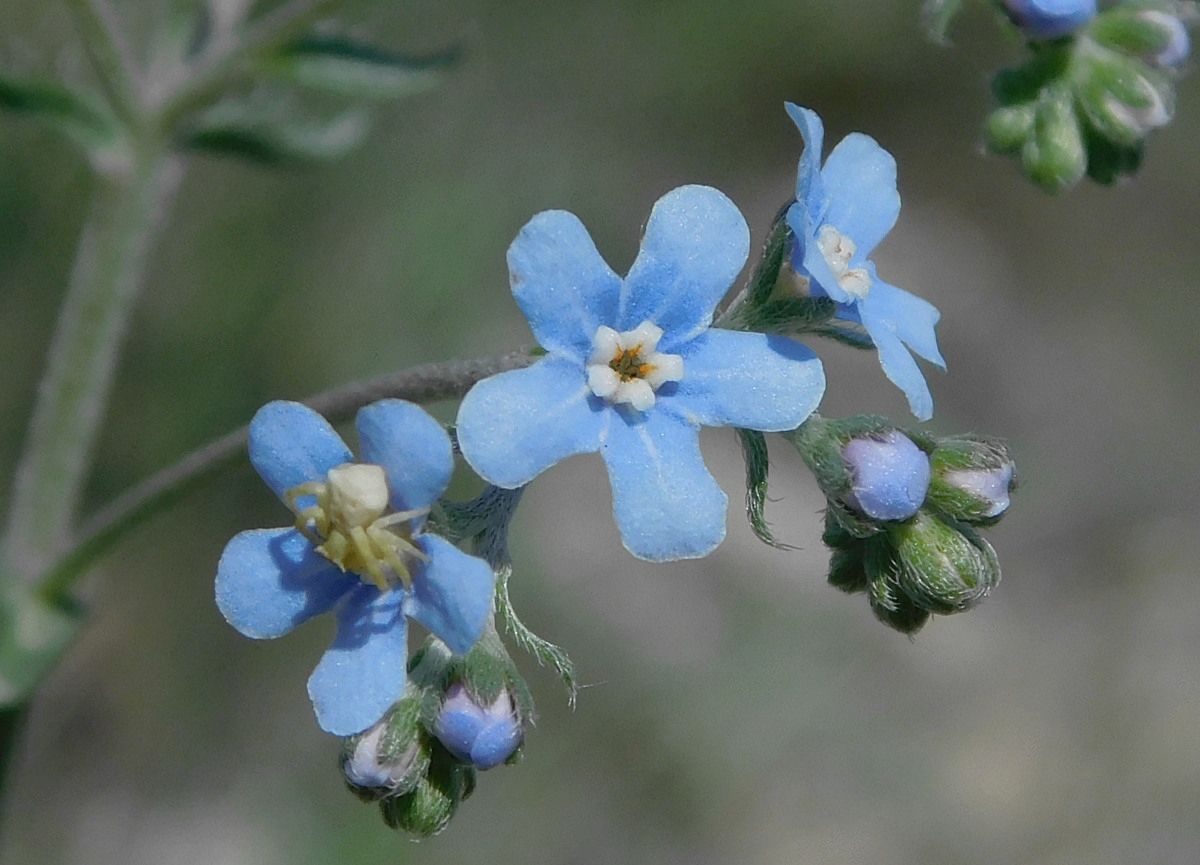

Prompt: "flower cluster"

[213,105,1016,836]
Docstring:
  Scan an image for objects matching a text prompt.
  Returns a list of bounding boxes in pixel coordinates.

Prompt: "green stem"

[2,150,183,582]
[37,349,538,606]
[156,0,348,130]
[64,0,142,126]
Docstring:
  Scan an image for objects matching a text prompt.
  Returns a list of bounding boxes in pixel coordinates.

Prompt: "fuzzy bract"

[215,399,495,737]
[785,104,945,421]
[456,184,826,562]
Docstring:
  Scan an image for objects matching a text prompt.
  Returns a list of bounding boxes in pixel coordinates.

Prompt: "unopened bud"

[1023,90,1087,192]
[1002,0,1097,40]
[890,512,1001,614]
[433,683,523,770]
[842,430,931,522]
[927,437,1016,523]
[342,700,429,798]
[1136,10,1191,67]
[379,749,476,838]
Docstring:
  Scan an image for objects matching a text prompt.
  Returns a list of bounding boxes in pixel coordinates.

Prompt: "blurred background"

[2,1,1199,863]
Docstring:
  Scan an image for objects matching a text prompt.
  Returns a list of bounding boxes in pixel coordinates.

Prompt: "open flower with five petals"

[456,185,826,562]
[216,399,495,736]
[786,103,945,421]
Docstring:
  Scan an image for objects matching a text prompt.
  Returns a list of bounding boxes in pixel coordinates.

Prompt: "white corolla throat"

[586,321,684,412]
[817,224,872,300]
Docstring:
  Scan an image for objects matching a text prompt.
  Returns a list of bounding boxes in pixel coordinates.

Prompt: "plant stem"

[37,348,537,606]
[2,151,183,583]
[155,0,348,129]
[64,0,141,126]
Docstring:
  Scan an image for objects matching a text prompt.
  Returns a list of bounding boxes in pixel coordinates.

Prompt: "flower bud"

[1023,90,1087,192]
[842,430,931,522]
[1135,10,1191,67]
[341,698,429,799]
[1002,0,1097,40]
[927,437,1016,524]
[379,748,476,838]
[868,570,931,635]
[433,683,523,770]
[890,513,1001,614]
[1077,55,1173,146]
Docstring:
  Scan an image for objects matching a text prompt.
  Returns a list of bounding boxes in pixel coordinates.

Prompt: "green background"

[3,1,1199,863]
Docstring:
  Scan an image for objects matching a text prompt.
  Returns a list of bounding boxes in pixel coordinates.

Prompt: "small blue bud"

[1003,0,1097,40]
[433,683,522,770]
[927,436,1016,524]
[842,430,931,522]
[943,463,1015,519]
[1137,10,1191,67]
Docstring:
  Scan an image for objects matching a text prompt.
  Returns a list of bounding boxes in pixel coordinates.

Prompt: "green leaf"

[263,36,461,101]
[495,564,577,706]
[737,429,790,549]
[0,582,80,709]
[179,108,369,165]
[923,0,965,44]
[0,72,119,152]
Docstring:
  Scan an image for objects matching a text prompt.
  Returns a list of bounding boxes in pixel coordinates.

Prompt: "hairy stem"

[2,151,184,582]
[37,348,537,605]
[156,0,348,129]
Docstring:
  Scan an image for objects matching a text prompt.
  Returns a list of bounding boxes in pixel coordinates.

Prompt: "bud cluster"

[791,415,1015,634]
[985,0,1195,191]
[341,634,533,837]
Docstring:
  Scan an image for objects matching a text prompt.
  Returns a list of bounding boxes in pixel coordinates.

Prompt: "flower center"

[585,321,684,412]
[285,463,428,592]
[817,224,872,300]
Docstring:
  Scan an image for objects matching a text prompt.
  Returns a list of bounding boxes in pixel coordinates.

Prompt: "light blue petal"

[865,325,935,422]
[405,534,494,655]
[844,431,931,521]
[470,719,522,770]
[617,186,750,349]
[356,399,453,513]
[308,587,409,736]
[600,409,727,561]
[456,356,606,489]
[249,401,351,501]
[508,210,622,362]
[216,528,356,639]
[433,704,484,763]
[820,132,901,259]
[861,276,945,368]
[786,103,829,223]
[661,329,825,431]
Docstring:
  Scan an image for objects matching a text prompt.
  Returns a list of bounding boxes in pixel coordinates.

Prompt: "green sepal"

[379,745,476,838]
[737,429,790,549]
[0,581,81,710]
[890,513,1001,614]
[726,295,838,335]
[1084,125,1144,183]
[745,205,792,309]
[864,543,929,635]
[178,107,369,166]
[0,73,121,155]
[868,568,931,635]
[262,36,461,101]
[828,544,870,595]
[924,0,966,44]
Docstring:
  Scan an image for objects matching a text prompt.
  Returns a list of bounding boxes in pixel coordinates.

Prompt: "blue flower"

[216,399,495,737]
[456,185,825,562]
[1002,0,1097,40]
[785,104,945,421]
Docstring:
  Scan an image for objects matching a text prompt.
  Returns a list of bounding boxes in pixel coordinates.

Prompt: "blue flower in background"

[1002,0,1097,41]
[216,399,495,737]
[456,185,825,562]
[786,104,945,421]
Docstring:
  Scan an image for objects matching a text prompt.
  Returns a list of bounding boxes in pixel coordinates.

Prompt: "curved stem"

[37,348,537,605]
[3,151,183,582]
